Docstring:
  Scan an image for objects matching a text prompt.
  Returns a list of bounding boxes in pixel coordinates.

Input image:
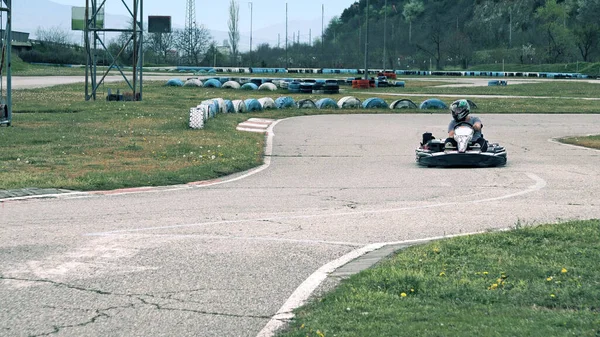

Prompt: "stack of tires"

[288,81,301,93]
[299,82,314,94]
[352,79,370,89]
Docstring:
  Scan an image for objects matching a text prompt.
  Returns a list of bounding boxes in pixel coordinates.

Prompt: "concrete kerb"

[256,230,507,337]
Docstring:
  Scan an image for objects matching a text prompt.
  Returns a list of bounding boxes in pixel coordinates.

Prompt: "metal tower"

[186,0,196,32]
[0,0,12,126]
[84,0,144,101]
[184,0,196,64]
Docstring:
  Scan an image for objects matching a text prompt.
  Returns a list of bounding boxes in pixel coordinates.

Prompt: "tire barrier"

[315,98,339,109]
[419,98,448,110]
[166,78,184,87]
[218,77,230,84]
[200,100,219,118]
[488,80,508,86]
[190,95,461,130]
[390,99,418,109]
[299,82,314,94]
[241,83,259,91]
[337,96,362,109]
[222,81,241,89]
[184,79,203,87]
[258,97,276,109]
[244,98,263,112]
[224,100,235,113]
[258,83,278,91]
[352,79,370,89]
[393,81,406,87]
[212,98,227,113]
[232,100,247,113]
[203,78,222,88]
[250,78,263,86]
[287,81,301,93]
[297,99,317,109]
[170,66,593,79]
[362,97,389,109]
[275,96,296,109]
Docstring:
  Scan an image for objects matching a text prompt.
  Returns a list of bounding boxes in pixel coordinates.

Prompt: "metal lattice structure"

[84,0,143,101]
[184,0,196,64]
[0,0,12,126]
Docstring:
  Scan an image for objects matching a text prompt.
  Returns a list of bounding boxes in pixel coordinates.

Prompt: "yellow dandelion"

[561,268,568,273]
[489,283,498,290]
[401,292,407,297]
[410,289,415,292]
[317,330,325,337]
[550,294,556,298]
[546,277,553,282]
[433,247,441,254]
[497,278,502,284]
[483,271,489,275]
[300,324,305,329]
[439,271,446,277]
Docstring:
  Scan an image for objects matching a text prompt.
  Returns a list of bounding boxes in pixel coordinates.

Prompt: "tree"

[402,0,424,44]
[35,26,72,45]
[176,24,212,65]
[573,0,600,61]
[228,0,240,66]
[535,0,574,62]
[148,32,175,64]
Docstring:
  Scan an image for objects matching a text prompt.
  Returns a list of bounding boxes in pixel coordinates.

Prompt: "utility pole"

[383,0,387,70]
[364,0,370,80]
[509,7,512,48]
[285,2,288,68]
[321,4,324,50]
[248,2,253,66]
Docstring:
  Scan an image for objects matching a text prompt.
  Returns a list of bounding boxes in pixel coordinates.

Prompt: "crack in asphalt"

[29,311,110,337]
[137,297,271,320]
[1,275,273,335]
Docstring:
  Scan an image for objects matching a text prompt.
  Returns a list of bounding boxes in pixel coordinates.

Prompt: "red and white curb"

[236,118,276,133]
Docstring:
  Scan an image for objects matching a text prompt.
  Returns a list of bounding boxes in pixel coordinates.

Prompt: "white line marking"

[0,192,89,202]
[256,231,491,337]
[252,173,547,337]
[87,172,546,236]
[100,233,363,247]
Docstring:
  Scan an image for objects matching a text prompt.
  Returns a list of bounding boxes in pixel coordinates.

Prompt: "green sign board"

[72,7,104,31]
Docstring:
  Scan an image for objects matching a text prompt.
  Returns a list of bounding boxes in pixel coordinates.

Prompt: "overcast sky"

[50,0,359,33]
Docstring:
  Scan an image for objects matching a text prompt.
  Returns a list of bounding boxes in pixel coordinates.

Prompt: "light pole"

[248,2,253,66]
[285,2,288,69]
[364,0,370,80]
[383,0,387,70]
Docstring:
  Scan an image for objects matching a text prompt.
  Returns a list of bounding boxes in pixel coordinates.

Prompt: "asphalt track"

[2,77,600,336]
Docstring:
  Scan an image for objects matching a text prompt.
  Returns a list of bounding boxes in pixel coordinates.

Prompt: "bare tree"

[228,0,240,66]
[148,32,175,64]
[35,26,72,45]
[176,25,213,65]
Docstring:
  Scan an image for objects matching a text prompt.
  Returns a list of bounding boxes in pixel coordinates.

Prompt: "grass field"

[2,78,600,191]
[277,220,600,337]
[559,135,600,150]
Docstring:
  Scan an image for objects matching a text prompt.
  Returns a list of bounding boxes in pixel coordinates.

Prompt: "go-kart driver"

[445,99,488,151]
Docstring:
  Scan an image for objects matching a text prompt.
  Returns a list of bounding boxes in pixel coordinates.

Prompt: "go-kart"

[415,122,507,167]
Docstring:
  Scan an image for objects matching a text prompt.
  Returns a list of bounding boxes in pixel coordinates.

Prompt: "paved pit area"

[2,114,600,336]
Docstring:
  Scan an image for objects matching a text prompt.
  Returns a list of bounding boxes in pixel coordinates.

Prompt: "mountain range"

[11,0,333,51]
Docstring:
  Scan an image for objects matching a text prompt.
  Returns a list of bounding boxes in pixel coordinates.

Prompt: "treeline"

[18,0,600,72]
[247,0,600,70]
